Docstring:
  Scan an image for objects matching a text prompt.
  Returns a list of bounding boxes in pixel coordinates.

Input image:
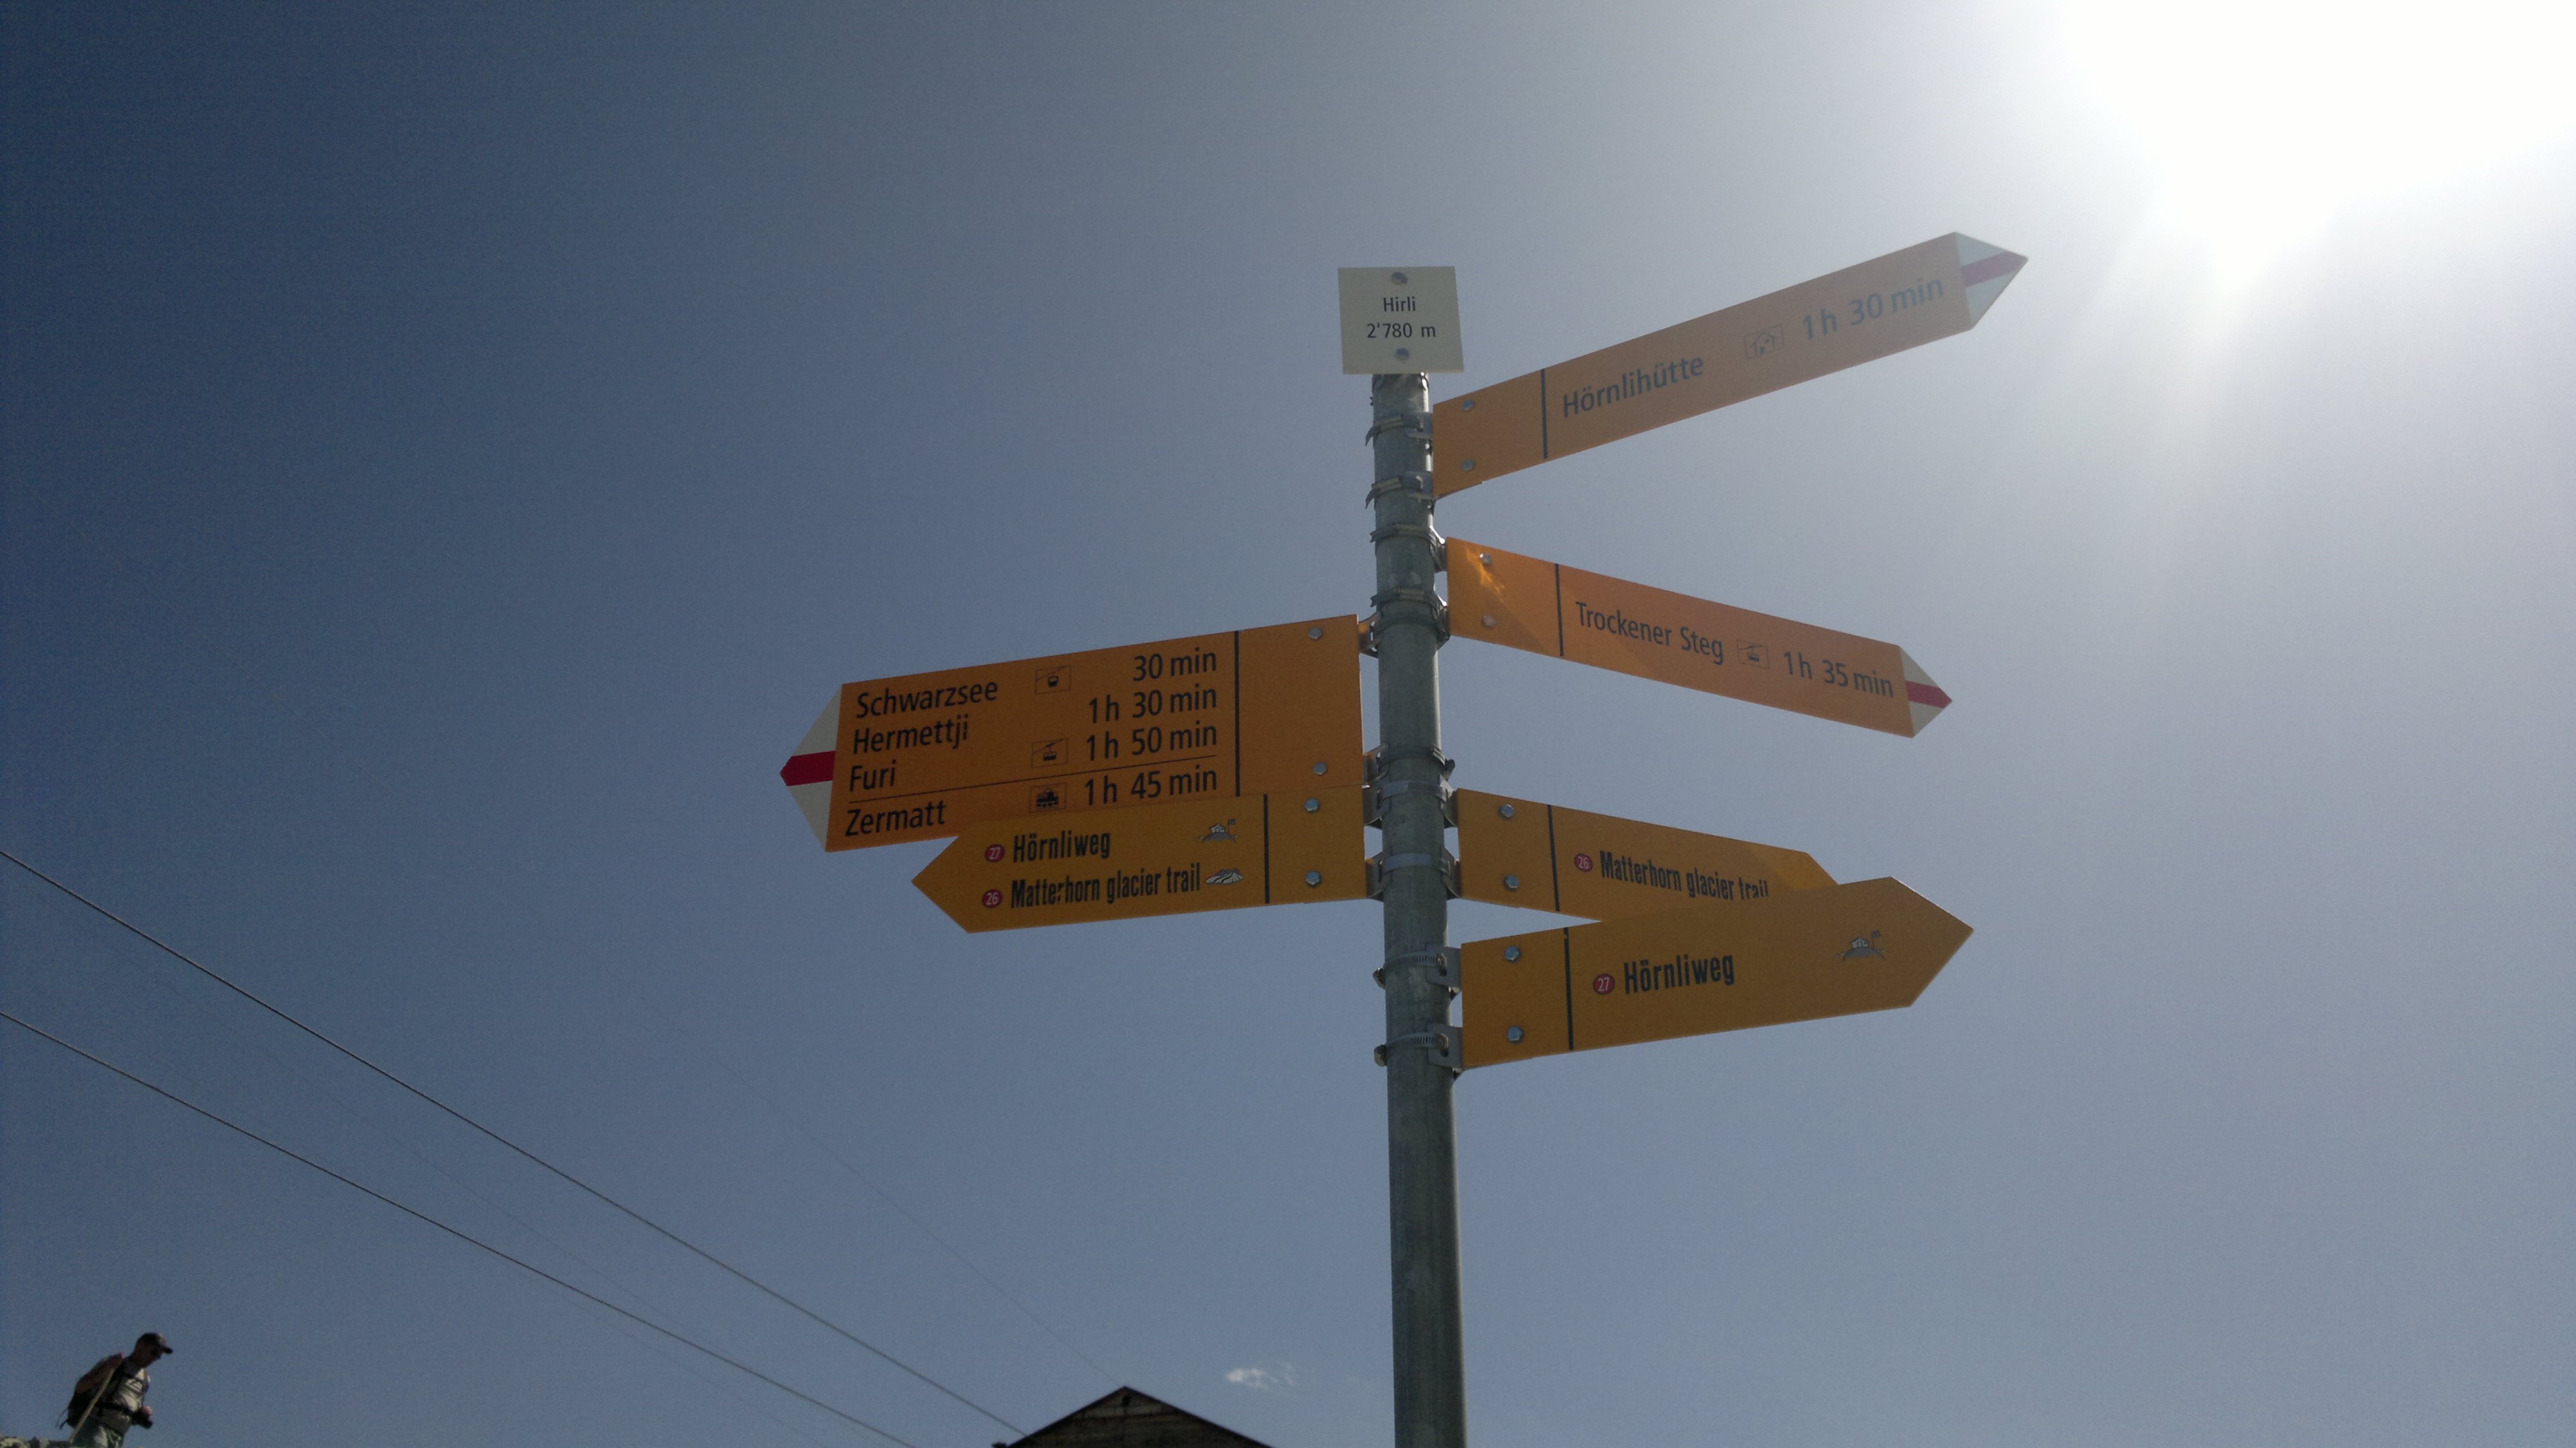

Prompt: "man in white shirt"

[62,1333,170,1448]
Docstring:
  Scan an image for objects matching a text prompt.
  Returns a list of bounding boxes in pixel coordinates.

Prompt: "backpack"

[61,1354,125,1429]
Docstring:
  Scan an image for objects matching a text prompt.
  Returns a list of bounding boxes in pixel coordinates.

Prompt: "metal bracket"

[1368,519,1445,551]
[1367,850,1461,901]
[1357,604,1449,654]
[1370,584,1441,608]
[1366,743,1456,781]
[1369,585,1444,614]
[1363,775,1452,827]
[1372,946,1459,991]
[1364,410,1433,446]
[1374,1024,1460,1068]
[1365,470,1436,506]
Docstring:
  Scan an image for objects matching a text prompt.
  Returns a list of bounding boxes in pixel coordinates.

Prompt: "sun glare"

[2069,0,2576,267]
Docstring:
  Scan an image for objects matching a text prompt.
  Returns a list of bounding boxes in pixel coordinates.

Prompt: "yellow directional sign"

[1457,877,1971,1069]
[781,618,1366,850]
[1431,234,2025,495]
[913,788,1368,931]
[1447,538,1951,736]
[1452,788,1833,919]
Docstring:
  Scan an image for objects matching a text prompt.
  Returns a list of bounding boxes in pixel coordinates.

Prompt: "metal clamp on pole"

[1368,519,1445,552]
[1364,775,1452,827]
[1364,410,1432,445]
[1368,850,1461,901]
[1367,743,1455,779]
[1373,946,1461,991]
[1368,586,1449,641]
[1359,606,1450,654]
[1365,469,1436,506]
[1371,584,1443,611]
[1373,1024,1458,1068]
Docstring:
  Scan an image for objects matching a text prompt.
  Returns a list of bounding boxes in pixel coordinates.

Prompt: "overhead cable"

[0,848,1024,1438]
[101,910,813,1397]
[0,1008,920,1448]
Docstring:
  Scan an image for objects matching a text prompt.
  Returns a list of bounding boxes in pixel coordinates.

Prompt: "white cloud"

[1223,1363,1296,1392]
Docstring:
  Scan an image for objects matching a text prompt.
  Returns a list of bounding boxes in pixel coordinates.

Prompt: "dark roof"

[999,1386,1278,1448]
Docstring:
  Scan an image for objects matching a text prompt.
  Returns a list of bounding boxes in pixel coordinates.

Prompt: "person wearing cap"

[61,1333,170,1448]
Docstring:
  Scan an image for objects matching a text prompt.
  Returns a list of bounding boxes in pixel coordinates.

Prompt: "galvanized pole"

[1368,369,1465,1448]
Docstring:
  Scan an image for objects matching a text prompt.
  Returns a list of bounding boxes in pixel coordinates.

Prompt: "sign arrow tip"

[1953,234,2027,327]
[1899,649,1952,736]
[782,696,837,845]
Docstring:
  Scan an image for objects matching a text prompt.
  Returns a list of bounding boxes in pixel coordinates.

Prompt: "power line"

[0,848,1025,1438]
[0,1007,923,1448]
[551,1268,853,1448]
[94,913,836,1433]
[22,497,1099,1387]
[19,493,1096,1390]
[10,514,1092,1405]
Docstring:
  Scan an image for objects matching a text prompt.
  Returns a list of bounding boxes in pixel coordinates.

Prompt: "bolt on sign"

[1452,788,1834,920]
[1338,266,1464,374]
[913,788,1368,931]
[1430,234,2025,495]
[779,618,1365,850]
[1447,538,1951,737]
[1455,877,1973,1069]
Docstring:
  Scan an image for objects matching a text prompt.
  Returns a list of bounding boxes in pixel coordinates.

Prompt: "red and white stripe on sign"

[780,700,837,844]
[1899,651,1951,736]
[1955,236,2026,326]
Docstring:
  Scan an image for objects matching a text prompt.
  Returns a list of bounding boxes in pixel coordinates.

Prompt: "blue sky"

[5,4,2571,1447]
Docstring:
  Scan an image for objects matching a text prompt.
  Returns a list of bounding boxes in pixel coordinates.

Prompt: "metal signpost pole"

[1369,369,1466,1448]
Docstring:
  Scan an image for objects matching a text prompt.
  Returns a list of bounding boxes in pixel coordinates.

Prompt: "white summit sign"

[1338,266,1463,374]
